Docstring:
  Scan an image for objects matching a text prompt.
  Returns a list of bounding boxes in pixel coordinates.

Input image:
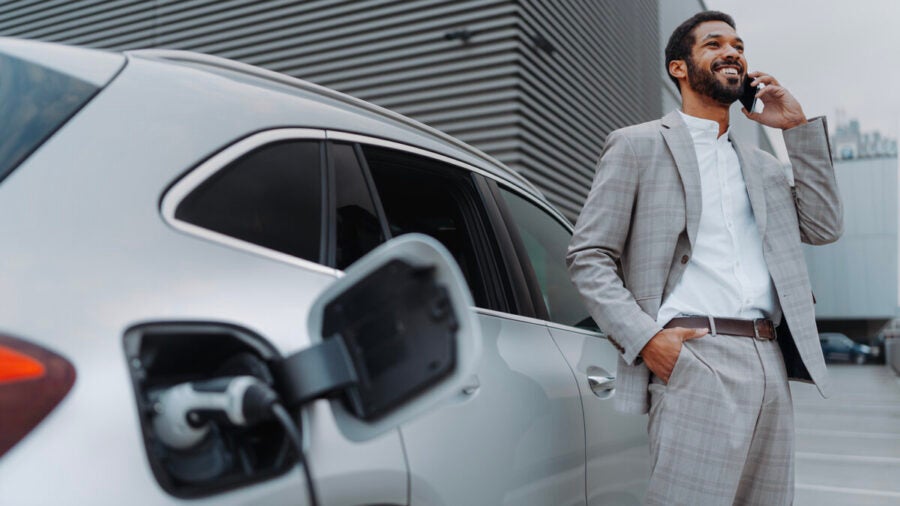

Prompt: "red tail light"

[0,335,76,458]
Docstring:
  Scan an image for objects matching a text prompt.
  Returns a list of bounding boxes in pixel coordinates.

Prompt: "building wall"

[658,0,705,113]
[803,156,899,320]
[0,0,660,221]
[510,0,660,218]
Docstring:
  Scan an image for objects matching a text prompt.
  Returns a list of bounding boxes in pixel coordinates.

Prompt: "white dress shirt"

[656,111,780,326]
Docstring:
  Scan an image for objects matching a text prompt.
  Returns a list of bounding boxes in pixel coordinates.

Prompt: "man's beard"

[686,57,743,105]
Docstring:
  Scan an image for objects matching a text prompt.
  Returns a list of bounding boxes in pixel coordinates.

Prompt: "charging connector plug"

[152,376,278,450]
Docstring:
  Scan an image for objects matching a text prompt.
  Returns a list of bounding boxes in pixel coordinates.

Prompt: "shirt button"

[681,255,689,264]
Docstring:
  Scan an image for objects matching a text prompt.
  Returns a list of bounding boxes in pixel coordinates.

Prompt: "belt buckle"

[753,319,772,341]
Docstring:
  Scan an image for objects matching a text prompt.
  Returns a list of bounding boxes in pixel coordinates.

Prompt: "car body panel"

[548,326,650,505]
[403,312,586,505]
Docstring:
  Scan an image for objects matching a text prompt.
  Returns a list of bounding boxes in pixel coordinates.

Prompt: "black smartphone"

[740,77,760,112]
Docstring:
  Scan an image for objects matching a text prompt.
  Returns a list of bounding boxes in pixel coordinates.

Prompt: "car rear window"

[174,140,324,263]
[0,53,102,182]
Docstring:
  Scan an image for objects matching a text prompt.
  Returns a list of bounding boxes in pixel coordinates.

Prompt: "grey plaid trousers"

[645,333,794,505]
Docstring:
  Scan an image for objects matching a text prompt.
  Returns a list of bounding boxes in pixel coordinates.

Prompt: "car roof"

[127,49,546,202]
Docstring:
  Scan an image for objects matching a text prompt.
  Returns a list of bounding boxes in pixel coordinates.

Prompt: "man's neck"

[681,92,730,138]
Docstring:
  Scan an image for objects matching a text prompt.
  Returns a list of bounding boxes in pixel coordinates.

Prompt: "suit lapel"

[730,134,767,237]
[660,111,702,247]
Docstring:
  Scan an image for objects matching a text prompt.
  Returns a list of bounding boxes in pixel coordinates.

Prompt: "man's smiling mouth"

[713,63,742,76]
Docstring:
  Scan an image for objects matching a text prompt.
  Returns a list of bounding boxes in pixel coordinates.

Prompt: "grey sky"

[706,0,899,138]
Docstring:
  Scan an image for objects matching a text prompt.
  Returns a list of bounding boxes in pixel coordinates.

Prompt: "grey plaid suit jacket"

[567,110,843,414]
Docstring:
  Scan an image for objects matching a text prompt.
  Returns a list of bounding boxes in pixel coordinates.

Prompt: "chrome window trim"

[160,128,337,277]
[473,307,548,326]
[478,308,606,339]
[545,320,604,338]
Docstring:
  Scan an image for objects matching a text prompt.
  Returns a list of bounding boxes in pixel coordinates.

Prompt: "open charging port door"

[275,233,482,442]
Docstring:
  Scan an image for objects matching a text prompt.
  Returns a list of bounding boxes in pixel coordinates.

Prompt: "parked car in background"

[0,38,649,505]
[819,332,877,364]
[867,333,887,364]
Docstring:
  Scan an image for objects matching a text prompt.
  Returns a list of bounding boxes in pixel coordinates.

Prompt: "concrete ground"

[792,364,900,505]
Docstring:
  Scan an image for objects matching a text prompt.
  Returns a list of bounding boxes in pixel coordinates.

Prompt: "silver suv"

[0,38,649,505]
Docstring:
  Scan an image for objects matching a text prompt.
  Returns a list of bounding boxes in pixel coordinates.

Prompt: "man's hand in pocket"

[640,327,708,383]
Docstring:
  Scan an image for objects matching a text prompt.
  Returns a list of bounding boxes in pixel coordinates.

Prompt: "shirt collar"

[678,110,730,142]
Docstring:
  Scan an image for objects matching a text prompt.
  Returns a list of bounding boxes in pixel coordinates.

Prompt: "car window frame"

[486,180,551,322]
[326,131,526,315]
[324,140,392,269]
[473,175,537,318]
[160,128,335,276]
[489,179,603,336]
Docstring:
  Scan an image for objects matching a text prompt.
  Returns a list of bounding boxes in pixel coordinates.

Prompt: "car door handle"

[587,369,616,398]
[462,375,481,395]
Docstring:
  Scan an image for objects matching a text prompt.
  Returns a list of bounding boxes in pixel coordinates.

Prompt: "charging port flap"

[299,233,482,442]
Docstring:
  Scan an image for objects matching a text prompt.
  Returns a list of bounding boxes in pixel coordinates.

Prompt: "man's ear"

[669,60,687,80]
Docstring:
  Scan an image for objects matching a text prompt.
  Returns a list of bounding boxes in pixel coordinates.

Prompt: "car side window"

[331,142,385,270]
[360,144,501,310]
[175,140,323,263]
[498,187,598,330]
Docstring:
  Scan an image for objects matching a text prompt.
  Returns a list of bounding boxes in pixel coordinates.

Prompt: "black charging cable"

[271,403,319,506]
[246,382,320,506]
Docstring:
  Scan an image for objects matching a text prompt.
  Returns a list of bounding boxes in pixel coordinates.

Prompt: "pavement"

[792,363,900,505]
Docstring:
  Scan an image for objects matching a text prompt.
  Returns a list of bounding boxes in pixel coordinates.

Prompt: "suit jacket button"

[681,255,689,264]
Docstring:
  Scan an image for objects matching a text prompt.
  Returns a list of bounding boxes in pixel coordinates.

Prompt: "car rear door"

[490,182,651,505]
[329,133,587,505]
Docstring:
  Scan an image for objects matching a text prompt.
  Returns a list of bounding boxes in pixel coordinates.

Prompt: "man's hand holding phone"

[741,71,807,130]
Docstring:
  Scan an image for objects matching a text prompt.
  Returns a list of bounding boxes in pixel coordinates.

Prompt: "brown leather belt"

[665,316,777,341]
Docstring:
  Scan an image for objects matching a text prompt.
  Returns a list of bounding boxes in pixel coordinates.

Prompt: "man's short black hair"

[665,11,736,92]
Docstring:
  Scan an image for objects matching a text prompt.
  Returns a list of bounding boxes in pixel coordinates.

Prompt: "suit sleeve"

[783,116,844,245]
[566,131,663,365]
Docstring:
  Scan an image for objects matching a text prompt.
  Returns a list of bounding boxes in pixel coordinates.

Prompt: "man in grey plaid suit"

[567,11,842,506]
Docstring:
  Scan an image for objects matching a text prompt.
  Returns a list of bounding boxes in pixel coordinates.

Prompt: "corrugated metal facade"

[513,0,660,217]
[0,0,660,220]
